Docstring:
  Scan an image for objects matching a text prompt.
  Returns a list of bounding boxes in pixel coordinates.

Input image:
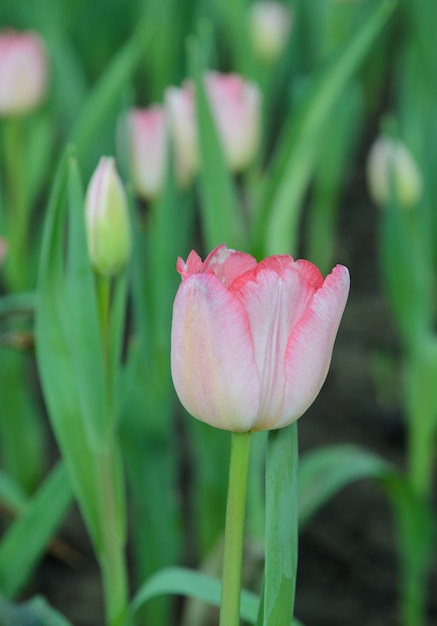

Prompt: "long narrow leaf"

[128,567,259,624]
[263,424,299,626]
[71,22,151,160]
[298,444,394,527]
[0,292,35,320]
[254,0,395,256]
[128,567,305,626]
[35,149,101,550]
[0,471,27,514]
[0,463,72,598]
[0,594,72,626]
[66,159,108,449]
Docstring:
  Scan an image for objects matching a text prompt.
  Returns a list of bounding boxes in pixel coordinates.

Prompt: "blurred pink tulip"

[171,244,350,432]
[128,106,167,201]
[165,85,198,187]
[205,72,261,171]
[0,29,48,116]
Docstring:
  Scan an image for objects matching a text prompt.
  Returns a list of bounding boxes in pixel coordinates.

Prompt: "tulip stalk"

[96,273,129,626]
[3,119,29,290]
[97,446,128,626]
[220,431,251,626]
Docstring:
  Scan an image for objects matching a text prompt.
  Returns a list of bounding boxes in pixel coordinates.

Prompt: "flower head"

[127,106,167,201]
[171,245,349,431]
[205,72,261,172]
[165,84,198,187]
[0,29,48,116]
[85,157,131,276]
[249,2,292,63]
[367,135,422,209]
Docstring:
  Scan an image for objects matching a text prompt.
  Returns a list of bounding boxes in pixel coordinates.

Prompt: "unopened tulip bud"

[127,106,167,201]
[249,2,292,63]
[85,158,131,276]
[0,29,48,116]
[367,136,422,209]
[165,85,198,187]
[205,72,261,172]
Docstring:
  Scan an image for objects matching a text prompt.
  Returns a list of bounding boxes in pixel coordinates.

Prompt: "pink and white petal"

[171,272,260,431]
[256,254,294,275]
[275,265,350,429]
[177,250,203,279]
[294,259,324,290]
[203,245,257,288]
[233,265,317,429]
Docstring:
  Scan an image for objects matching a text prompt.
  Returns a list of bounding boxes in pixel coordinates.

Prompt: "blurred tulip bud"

[0,29,49,116]
[85,157,131,276]
[367,136,423,209]
[171,244,349,432]
[127,106,167,201]
[249,2,292,63]
[205,72,261,172]
[0,237,7,265]
[165,85,198,187]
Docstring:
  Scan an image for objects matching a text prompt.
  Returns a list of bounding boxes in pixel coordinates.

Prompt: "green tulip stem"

[3,118,28,290]
[220,430,251,626]
[97,275,111,360]
[97,447,128,626]
[95,273,128,626]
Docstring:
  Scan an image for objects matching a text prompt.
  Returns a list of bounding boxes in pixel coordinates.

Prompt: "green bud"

[85,157,131,276]
[367,136,423,209]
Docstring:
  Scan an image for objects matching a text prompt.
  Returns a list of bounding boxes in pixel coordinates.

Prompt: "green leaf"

[35,148,101,550]
[0,472,27,514]
[263,424,299,626]
[404,337,437,497]
[383,474,434,626]
[127,567,259,624]
[213,0,254,77]
[0,351,44,493]
[188,39,244,251]
[0,594,72,626]
[254,0,396,256]
[0,463,72,598]
[298,444,394,527]
[297,443,434,626]
[71,22,151,161]
[127,567,305,626]
[0,292,35,321]
[65,159,108,449]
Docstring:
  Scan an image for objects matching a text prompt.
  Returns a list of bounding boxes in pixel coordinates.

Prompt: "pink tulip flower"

[205,72,261,172]
[165,84,198,187]
[0,29,48,116]
[128,106,167,201]
[171,245,349,432]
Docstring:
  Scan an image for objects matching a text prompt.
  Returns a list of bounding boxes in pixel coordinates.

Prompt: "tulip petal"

[276,264,350,429]
[203,244,257,288]
[177,250,203,278]
[171,273,260,431]
[232,265,317,429]
[294,259,324,290]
